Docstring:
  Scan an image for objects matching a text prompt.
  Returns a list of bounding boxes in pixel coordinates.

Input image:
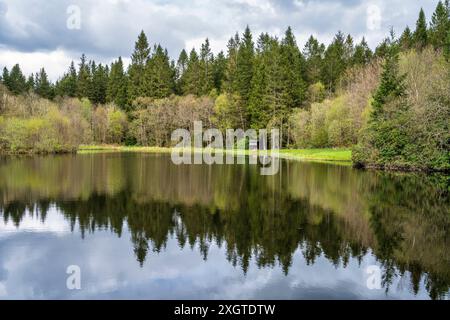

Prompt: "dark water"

[0,153,448,300]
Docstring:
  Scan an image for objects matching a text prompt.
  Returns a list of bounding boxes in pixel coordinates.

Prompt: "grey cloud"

[0,0,443,64]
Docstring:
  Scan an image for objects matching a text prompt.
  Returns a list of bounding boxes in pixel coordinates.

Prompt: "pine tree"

[213,51,227,93]
[35,68,53,99]
[429,1,450,49]
[248,34,286,131]
[89,63,108,104]
[1,67,9,89]
[77,54,90,98]
[303,36,325,84]
[353,37,372,65]
[182,48,201,95]
[224,33,240,93]
[144,45,174,98]
[107,57,128,108]
[128,31,151,100]
[414,8,428,50]
[176,49,189,94]
[344,34,355,65]
[26,74,35,93]
[280,27,306,109]
[7,64,27,95]
[199,38,215,95]
[321,31,346,92]
[66,61,78,97]
[371,46,406,120]
[236,26,254,106]
[399,26,413,50]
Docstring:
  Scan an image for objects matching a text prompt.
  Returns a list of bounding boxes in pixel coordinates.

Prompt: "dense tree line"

[0,3,449,169]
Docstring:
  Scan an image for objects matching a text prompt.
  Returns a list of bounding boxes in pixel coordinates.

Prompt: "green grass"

[78,145,352,163]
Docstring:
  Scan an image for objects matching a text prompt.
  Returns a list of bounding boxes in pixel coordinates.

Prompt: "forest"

[0,3,449,171]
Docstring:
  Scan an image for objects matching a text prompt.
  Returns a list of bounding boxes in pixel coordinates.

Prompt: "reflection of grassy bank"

[78,145,352,163]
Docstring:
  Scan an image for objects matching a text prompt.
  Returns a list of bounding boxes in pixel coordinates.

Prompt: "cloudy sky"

[0,0,442,80]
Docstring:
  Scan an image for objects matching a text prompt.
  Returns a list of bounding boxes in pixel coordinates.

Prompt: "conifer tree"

[353,37,372,65]
[236,26,254,106]
[303,36,325,85]
[128,31,151,100]
[77,54,91,98]
[144,45,174,98]
[35,68,53,99]
[107,57,128,108]
[66,61,78,97]
[213,51,227,93]
[399,26,413,50]
[26,74,35,93]
[248,34,286,130]
[414,8,428,49]
[1,67,9,88]
[176,49,189,94]
[321,32,346,92]
[7,64,27,95]
[182,48,201,96]
[429,1,450,49]
[199,38,215,95]
[280,27,306,109]
[371,46,406,120]
[224,33,240,93]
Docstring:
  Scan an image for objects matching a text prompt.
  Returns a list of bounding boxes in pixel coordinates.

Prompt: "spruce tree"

[213,51,227,93]
[66,61,78,97]
[248,34,286,131]
[176,49,189,94]
[26,74,35,93]
[303,36,325,85]
[107,57,128,108]
[199,38,215,95]
[414,8,428,49]
[1,67,9,88]
[430,1,450,49]
[7,64,27,95]
[182,48,201,96]
[89,63,108,104]
[399,26,413,50]
[353,37,372,65]
[35,68,53,99]
[371,46,406,121]
[77,54,90,98]
[321,32,346,92]
[280,27,306,109]
[144,45,174,98]
[128,31,151,100]
[224,33,240,93]
[236,26,254,107]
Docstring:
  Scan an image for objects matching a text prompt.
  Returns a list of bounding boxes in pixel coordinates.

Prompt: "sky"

[0,0,443,81]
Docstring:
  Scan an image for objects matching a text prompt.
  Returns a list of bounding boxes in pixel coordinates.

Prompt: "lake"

[0,152,448,300]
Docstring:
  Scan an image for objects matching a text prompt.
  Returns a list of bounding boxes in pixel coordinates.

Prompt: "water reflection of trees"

[0,154,448,299]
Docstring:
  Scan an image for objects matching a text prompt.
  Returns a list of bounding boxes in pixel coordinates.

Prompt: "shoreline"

[77,145,353,164]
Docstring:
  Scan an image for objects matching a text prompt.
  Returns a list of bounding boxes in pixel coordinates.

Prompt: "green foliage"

[429,1,450,50]
[354,48,450,171]
[128,31,151,100]
[35,68,54,100]
[4,64,27,95]
[414,8,429,49]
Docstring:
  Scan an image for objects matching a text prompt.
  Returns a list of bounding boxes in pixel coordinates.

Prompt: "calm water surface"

[0,153,448,300]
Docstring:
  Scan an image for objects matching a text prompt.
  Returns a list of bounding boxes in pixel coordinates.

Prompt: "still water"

[0,153,448,300]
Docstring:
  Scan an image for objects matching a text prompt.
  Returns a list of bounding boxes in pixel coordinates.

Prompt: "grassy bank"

[78,145,352,163]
